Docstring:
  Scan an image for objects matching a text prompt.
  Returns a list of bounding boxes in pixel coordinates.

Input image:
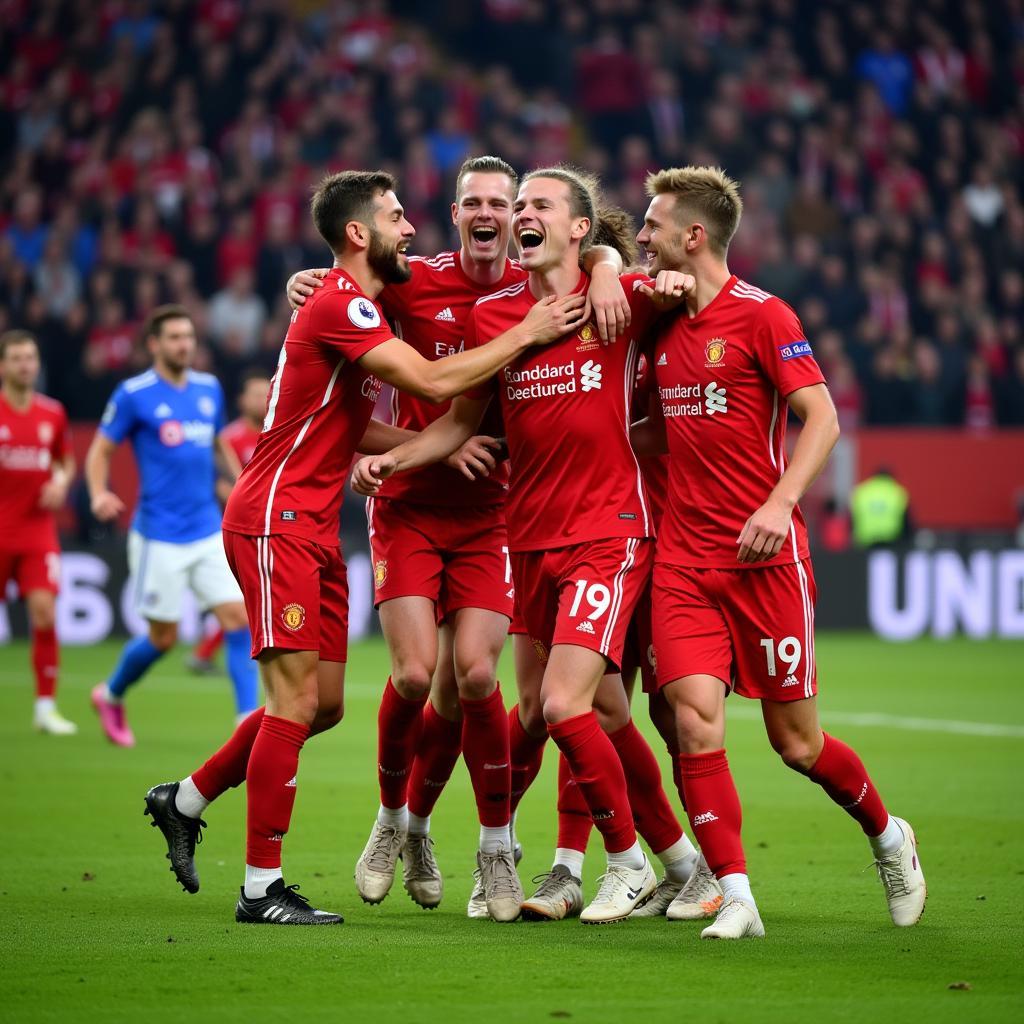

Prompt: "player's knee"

[594,703,629,734]
[391,664,432,701]
[541,692,582,727]
[517,694,547,737]
[148,623,178,651]
[774,735,820,773]
[455,658,496,701]
[674,702,718,752]
[314,695,344,731]
[28,600,55,631]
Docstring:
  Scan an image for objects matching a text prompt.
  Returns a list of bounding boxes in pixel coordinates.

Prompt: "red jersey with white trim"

[376,252,523,506]
[223,267,392,545]
[653,275,825,569]
[0,392,70,551]
[221,417,261,467]
[465,272,657,553]
[634,353,668,528]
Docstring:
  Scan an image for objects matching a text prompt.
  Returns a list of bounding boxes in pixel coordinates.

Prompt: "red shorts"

[0,548,60,596]
[652,558,818,702]
[367,498,513,623]
[512,537,653,669]
[223,530,348,662]
[620,579,657,694]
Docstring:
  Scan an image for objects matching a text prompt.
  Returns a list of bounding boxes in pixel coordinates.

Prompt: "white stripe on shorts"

[600,537,639,656]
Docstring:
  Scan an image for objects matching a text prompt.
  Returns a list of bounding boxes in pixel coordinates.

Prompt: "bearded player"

[287,156,631,921]
[140,170,585,925]
[354,167,703,924]
[630,166,926,939]
[0,331,77,735]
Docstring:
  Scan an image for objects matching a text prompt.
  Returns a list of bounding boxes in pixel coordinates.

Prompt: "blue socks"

[107,636,165,700]
[225,628,259,715]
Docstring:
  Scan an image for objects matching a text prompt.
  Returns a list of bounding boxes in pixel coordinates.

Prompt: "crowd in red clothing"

[1,0,1021,426]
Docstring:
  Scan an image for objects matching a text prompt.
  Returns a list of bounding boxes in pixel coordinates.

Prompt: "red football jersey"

[653,275,826,569]
[376,252,523,507]
[466,272,657,552]
[633,353,668,529]
[222,267,392,544]
[221,416,261,467]
[0,392,70,551]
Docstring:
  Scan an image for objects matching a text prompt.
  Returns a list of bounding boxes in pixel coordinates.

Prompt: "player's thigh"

[720,559,818,702]
[188,532,244,618]
[223,531,322,659]
[368,498,444,609]
[439,505,515,625]
[651,563,732,693]
[312,658,346,733]
[258,647,320,724]
[550,537,654,671]
[24,587,57,630]
[540,642,609,723]
[379,595,439,696]
[450,605,510,699]
[128,531,187,623]
[661,674,728,752]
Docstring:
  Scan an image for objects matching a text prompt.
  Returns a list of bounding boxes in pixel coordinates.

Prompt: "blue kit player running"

[85,305,258,746]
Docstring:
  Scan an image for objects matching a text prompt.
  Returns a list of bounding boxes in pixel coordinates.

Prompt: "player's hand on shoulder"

[286,268,329,310]
[445,435,501,480]
[736,496,793,563]
[522,294,587,346]
[91,489,126,522]
[584,266,631,343]
[638,271,696,310]
[351,454,397,496]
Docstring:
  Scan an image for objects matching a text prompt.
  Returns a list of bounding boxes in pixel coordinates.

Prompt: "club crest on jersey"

[348,297,381,329]
[281,603,306,631]
[374,560,388,589]
[705,338,727,367]
[158,420,184,446]
[576,322,599,352]
[37,422,54,445]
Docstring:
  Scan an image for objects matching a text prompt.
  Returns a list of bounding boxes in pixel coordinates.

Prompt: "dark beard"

[367,228,411,284]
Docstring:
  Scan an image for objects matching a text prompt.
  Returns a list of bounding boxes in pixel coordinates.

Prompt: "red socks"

[407,702,463,819]
[609,720,684,854]
[548,711,635,854]
[377,677,427,808]
[192,708,265,801]
[460,685,510,827]
[194,627,224,662]
[509,704,547,814]
[556,752,593,852]
[678,749,746,878]
[245,715,309,868]
[31,627,58,698]
[805,733,889,835]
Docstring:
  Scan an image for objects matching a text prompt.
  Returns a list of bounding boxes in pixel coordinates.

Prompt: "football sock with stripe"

[548,711,637,855]
[377,677,427,810]
[407,701,462,822]
[107,636,165,701]
[460,684,511,829]
[678,749,747,878]
[224,627,259,715]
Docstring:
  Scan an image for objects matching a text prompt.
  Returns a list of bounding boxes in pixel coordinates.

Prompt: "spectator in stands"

[851,469,912,548]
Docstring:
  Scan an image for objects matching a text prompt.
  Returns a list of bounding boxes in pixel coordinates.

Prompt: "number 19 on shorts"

[759,635,802,683]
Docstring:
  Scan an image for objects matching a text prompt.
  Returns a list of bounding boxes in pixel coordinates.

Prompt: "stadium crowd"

[1,0,1022,426]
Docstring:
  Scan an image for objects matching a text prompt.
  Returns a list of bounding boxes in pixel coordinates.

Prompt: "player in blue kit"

[84,305,258,746]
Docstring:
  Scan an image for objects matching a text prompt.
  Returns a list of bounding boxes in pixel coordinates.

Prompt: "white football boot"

[700,897,765,939]
[402,833,443,909]
[580,855,657,924]
[477,847,524,923]
[666,856,724,920]
[521,866,585,921]
[874,817,927,926]
[33,704,78,736]
[354,820,406,904]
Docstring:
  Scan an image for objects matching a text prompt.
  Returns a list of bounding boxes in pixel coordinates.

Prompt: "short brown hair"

[644,166,743,257]
[311,170,397,253]
[455,155,517,200]
[0,329,37,359]
[144,304,193,341]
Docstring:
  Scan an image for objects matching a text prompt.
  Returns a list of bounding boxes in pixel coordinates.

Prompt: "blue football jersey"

[100,369,227,543]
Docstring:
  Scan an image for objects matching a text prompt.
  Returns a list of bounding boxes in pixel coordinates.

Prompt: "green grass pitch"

[0,634,1021,1022]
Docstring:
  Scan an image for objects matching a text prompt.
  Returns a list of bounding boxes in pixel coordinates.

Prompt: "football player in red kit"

[631,166,926,939]
[0,331,76,735]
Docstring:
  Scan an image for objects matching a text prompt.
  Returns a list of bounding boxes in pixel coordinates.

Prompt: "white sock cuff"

[175,776,211,818]
[244,865,283,899]
[654,834,698,866]
[407,812,430,836]
[606,841,646,871]
[553,847,585,878]
[377,803,409,830]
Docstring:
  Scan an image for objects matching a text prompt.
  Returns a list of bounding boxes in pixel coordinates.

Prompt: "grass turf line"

[0,634,1020,1022]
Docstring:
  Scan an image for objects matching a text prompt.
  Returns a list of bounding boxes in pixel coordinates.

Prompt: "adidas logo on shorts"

[575,620,596,634]
[781,674,799,687]
[692,810,719,826]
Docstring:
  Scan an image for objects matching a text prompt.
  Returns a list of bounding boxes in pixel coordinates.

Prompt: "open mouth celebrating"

[518,228,544,250]
[471,226,498,244]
